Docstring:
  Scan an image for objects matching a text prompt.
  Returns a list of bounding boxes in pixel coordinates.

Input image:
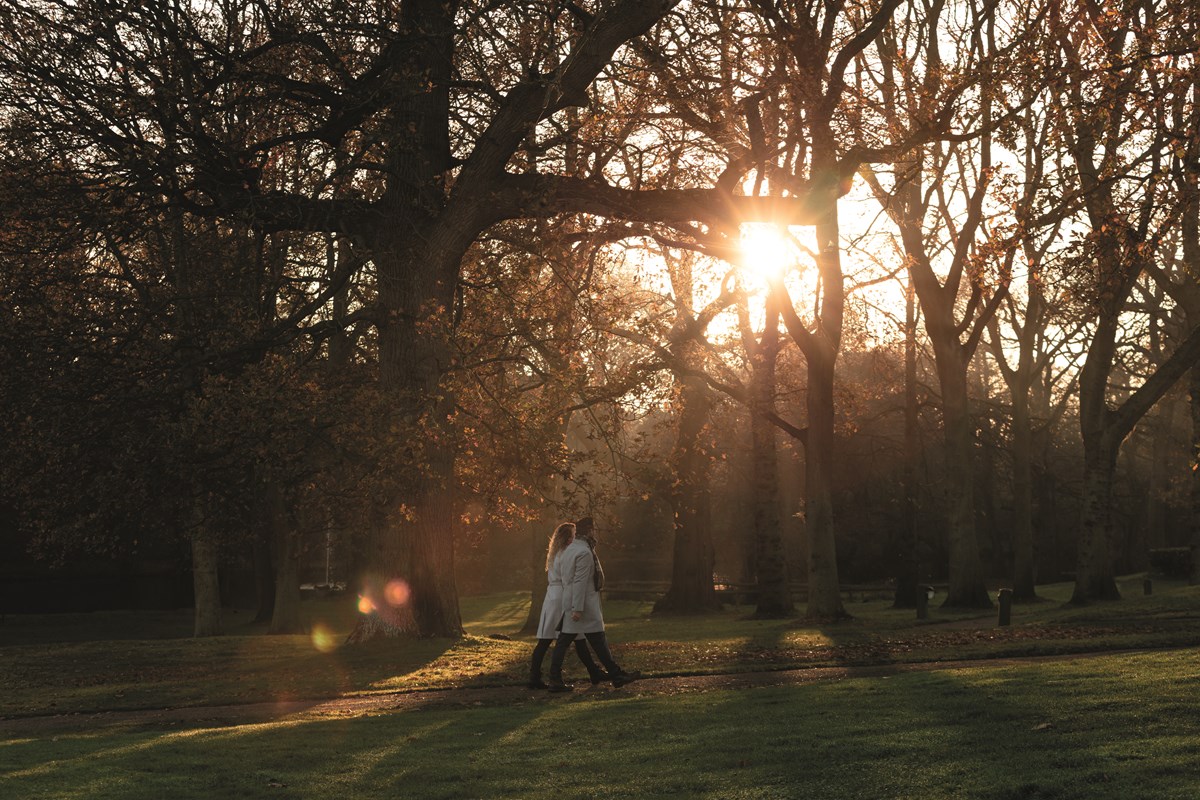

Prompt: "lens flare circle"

[310,623,338,653]
[385,579,412,607]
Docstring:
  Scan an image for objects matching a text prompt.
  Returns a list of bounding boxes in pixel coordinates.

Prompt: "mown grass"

[3,648,1199,799]
[2,574,1199,719]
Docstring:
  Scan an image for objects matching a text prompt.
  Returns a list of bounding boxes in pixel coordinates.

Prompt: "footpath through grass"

[3,574,1200,720]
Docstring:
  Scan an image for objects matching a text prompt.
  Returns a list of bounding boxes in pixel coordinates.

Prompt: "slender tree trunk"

[1145,397,1175,559]
[1072,433,1122,602]
[750,330,791,617]
[804,344,846,619]
[252,525,275,623]
[893,278,920,608]
[1010,392,1038,601]
[1189,364,1200,585]
[792,151,848,621]
[1140,303,1168,565]
[522,424,571,634]
[268,483,304,635]
[885,164,993,609]
[521,520,550,635]
[327,233,353,370]
[269,531,303,634]
[191,510,222,637]
[655,352,719,613]
[935,343,992,608]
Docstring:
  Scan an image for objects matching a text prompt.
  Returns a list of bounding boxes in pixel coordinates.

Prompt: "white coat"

[535,544,574,640]
[558,539,604,634]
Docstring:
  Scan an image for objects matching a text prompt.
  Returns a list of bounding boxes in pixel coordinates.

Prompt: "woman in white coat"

[529,522,606,690]
[547,517,639,691]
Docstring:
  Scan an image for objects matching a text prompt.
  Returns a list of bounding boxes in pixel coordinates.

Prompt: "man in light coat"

[547,517,640,691]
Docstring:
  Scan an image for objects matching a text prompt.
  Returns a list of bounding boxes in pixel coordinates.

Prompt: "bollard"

[997,588,1013,627]
[916,587,928,620]
[1144,578,1153,596]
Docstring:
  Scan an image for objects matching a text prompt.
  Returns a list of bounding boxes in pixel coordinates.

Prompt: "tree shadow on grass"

[7,651,1200,799]
[0,633,466,719]
[0,697,559,800]
[866,653,1200,799]
[623,650,1200,799]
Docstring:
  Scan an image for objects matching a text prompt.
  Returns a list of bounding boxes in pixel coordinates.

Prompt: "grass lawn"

[3,648,1200,799]
[3,574,1200,719]
[3,577,1200,798]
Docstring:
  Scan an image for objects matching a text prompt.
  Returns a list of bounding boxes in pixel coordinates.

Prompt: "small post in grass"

[997,588,1013,627]
[1143,578,1153,596]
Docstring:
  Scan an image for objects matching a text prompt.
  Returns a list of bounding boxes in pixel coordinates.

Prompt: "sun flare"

[739,224,794,281]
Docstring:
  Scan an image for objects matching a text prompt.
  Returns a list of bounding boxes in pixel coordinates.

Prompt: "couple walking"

[529,516,639,692]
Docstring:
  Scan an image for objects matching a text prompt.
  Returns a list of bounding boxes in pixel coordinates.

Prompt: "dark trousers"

[549,628,621,682]
[531,636,604,681]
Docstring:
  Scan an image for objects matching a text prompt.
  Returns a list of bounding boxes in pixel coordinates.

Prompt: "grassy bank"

[3,648,1199,799]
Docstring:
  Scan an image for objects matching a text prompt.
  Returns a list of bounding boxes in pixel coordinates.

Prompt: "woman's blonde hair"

[546,522,576,571]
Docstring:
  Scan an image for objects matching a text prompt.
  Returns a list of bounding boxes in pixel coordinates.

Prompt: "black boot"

[547,631,575,692]
[611,670,642,688]
[529,638,552,689]
[547,677,573,693]
[582,631,635,686]
[573,639,608,685]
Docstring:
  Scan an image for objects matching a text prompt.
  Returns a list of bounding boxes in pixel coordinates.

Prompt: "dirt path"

[2,647,1180,738]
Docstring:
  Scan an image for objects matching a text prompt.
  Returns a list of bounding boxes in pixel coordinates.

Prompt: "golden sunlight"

[739,223,795,281]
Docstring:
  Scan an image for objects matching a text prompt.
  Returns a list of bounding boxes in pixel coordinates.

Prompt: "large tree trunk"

[344,3,463,641]
[378,381,461,638]
[1072,434,1122,602]
[1072,273,1127,604]
[191,514,222,637]
[348,251,462,642]
[407,453,462,636]
[934,342,992,608]
[347,228,464,640]
[348,503,417,641]
[655,352,719,613]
